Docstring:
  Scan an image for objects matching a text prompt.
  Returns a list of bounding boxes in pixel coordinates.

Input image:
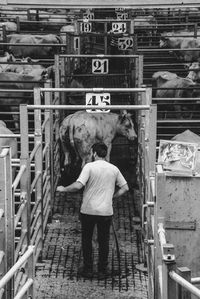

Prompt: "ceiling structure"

[2,0,200,8]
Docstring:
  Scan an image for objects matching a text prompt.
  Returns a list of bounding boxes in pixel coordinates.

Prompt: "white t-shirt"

[76,160,127,216]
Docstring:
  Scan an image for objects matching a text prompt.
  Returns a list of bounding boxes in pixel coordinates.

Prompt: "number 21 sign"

[92,59,109,74]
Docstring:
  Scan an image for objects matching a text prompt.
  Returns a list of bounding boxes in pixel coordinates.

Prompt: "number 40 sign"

[86,93,110,112]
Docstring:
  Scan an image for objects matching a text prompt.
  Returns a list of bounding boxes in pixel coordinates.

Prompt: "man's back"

[77,160,127,216]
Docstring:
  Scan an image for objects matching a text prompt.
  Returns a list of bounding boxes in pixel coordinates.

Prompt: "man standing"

[57,142,129,278]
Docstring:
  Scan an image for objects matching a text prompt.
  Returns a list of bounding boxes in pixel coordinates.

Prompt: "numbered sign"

[92,59,109,74]
[80,22,92,32]
[116,12,128,20]
[74,36,80,51]
[112,22,127,34]
[0,28,3,40]
[115,8,125,12]
[86,93,110,113]
[83,12,94,20]
[118,37,134,50]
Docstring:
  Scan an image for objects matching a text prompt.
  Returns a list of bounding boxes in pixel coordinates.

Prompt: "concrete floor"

[35,189,148,299]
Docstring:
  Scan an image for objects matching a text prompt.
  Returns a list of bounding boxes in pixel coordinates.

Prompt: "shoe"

[78,266,93,278]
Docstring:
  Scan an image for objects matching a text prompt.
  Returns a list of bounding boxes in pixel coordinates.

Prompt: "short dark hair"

[92,142,107,158]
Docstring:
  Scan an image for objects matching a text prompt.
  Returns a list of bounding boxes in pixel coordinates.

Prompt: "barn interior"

[0,1,200,298]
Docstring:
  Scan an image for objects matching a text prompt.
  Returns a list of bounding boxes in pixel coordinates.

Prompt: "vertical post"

[104,22,108,55]
[148,104,157,173]
[33,88,43,257]
[20,104,31,253]
[44,81,54,219]
[16,16,20,32]
[177,267,191,299]
[0,150,6,282]
[27,246,35,299]
[0,147,14,298]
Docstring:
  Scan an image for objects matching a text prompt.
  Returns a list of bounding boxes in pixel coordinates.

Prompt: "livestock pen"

[2,2,200,298]
[0,86,156,298]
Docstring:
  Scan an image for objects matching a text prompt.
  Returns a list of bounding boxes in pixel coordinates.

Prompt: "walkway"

[35,187,148,299]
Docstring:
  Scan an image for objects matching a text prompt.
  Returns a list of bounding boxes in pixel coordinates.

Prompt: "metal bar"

[15,230,27,262]
[41,117,49,132]
[12,165,26,191]
[27,104,150,110]
[42,143,49,159]
[38,87,146,92]
[14,202,26,230]
[31,210,41,236]
[0,42,64,47]
[29,142,41,163]
[0,134,20,138]
[191,277,200,285]
[4,1,200,8]
[14,278,33,299]
[169,271,200,298]
[58,54,141,58]
[30,172,41,194]
[0,246,34,289]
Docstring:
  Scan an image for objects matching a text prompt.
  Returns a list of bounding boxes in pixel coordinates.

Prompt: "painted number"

[0,28,3,40]
[118,37,134,50]
[112,22,127,34]
[86,93,110,113]
[80,22,92,32]
[115,8,125,12]
[116,12,128,20]
[92,59,109,74]
[74,36,80,51]
[83,12,94,20]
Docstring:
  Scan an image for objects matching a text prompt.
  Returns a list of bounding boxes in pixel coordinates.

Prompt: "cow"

[0,52,15,72]
[0,120,18,179]
[6,34,62,59]
[4,56,55,79]
[152,71,196,98]
[59,110,137,169]
[160,32,200,62]
[186,62,200,82]
[0,21,17,32]
[152,71,197,117]
[179,38,200,62]
[0,71,48,129]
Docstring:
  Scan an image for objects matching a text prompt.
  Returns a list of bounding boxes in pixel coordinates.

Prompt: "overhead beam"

[2,0,200,8]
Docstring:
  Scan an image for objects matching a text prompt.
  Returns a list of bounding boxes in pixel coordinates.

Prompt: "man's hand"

[56,185,66,192]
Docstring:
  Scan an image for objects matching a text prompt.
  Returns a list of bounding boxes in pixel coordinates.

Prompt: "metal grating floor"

[35,189,148,299]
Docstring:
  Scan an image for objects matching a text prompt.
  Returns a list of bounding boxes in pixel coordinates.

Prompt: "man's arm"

[113,183,129,199]
[57,181,84,193]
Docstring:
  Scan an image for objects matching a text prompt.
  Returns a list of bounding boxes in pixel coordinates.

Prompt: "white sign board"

[86,93,110,112]
[112,22,127,34]
[92,59,109,74]
[118,37,134,50]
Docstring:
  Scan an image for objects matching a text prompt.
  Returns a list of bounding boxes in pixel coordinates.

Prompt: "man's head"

[92,142,107,159]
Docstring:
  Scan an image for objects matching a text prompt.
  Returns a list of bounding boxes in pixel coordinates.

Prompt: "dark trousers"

[80,213,112,271]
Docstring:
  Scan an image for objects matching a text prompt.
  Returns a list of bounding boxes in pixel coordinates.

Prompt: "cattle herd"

[1,6,200,181]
